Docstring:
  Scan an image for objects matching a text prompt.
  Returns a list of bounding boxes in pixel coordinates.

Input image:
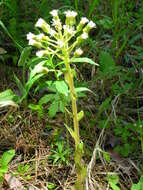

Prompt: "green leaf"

[18,47,31,67]
[108,174,119,185]
[0,89,18,107]
[0,166,8,174]
[75,87,92,93]
[14,74,25,95]
[48,100,59,118]
[109,182,120,190]
[28,103,43,117]
[39,94,55,105]
[99,51,116,73]
[29,61,46,79]
[22,73,44,100]
[103,152,110,163]
[59,101,65,113]
[47,182,56,189]
[0,21,22,51]
[131,176,143,190]
[55,81,68,96]
[1,149,15,167]
[71,57,98,66]
[64,124,76,141]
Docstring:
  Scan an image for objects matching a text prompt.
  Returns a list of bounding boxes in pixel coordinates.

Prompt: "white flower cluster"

[27,9,96,58]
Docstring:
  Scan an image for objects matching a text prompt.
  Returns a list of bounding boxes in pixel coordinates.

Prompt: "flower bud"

[36,50,49,57]
[76,17,89,31]
[35,18,50,33]
[27,32,36,40]
[36,33,50,42]
[28,39,42,48]
[83,21,96,33]
[74,48,83,57]
[64,10,77,26]
[50,10,58,18]
[76,32,88,44]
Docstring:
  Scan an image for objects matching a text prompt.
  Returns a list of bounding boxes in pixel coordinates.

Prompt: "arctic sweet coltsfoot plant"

[27,9,97,190]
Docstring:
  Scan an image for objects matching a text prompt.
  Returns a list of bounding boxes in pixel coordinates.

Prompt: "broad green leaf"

[48,100,59,118]
[71,57,98,66]
[18,46,31,67]
[99,51,116,73]
[0,90,18,107]
[1,149,15,167]
[55,81,68,96]
[39,94,55,105]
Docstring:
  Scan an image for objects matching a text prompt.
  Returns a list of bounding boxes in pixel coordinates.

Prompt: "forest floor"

[0,64,140,190]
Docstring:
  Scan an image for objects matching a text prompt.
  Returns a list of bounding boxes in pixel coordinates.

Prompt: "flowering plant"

[27,9,97,190]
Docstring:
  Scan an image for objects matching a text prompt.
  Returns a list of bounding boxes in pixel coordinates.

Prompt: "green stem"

[64,52,80,145]
[63,50,85,190]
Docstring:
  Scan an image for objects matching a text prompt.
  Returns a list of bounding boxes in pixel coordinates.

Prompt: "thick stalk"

[63,50,85,190]
[64,52,80,145]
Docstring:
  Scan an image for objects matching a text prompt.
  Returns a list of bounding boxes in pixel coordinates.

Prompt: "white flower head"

[80,17,89,25]
[75,48,83,56]
[88,21,96,28]
[35,18,45,28]
[81,32,88,39]
[50,10,58,17]
[64,10,77,18]
[57,40,64,48]
[36,50,44,57]
[27,32,35,40]
[28,39,36,45]
[37,33,44,40]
